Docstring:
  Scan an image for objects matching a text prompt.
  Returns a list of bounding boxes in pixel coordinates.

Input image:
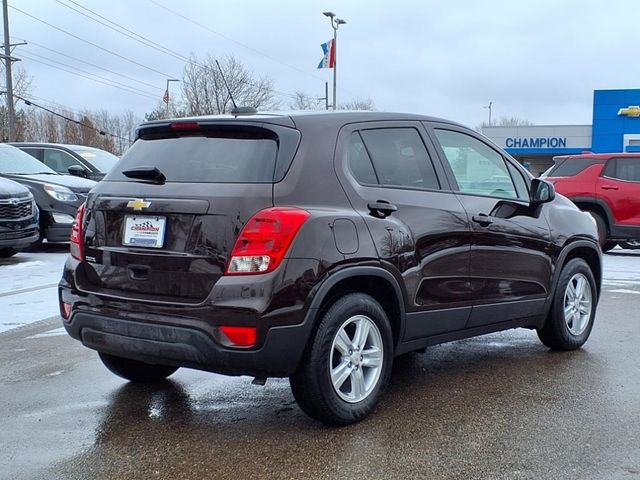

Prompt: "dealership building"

[481,88,640,176]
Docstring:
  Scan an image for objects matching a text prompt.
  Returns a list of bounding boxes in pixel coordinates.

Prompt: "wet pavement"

[2,253,640,479]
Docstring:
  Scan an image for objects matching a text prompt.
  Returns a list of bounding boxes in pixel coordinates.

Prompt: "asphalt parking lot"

[1,248,640,480]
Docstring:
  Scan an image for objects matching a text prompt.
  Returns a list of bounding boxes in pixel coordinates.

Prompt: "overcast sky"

[9,0,640,127]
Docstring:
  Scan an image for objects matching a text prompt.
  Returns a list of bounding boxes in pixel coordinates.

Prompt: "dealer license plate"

[123,215,166,248]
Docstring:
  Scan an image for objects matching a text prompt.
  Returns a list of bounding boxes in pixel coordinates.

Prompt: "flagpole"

[323,12,346,111]
[332,25,337,111]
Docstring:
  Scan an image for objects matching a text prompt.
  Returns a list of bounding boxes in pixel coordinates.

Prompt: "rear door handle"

[601,185,619,190]
[472,214,493,226]
[368,201,398,218]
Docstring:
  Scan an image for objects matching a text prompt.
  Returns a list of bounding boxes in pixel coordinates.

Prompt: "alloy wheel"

[563,273,593,336]
[330,315,384,403]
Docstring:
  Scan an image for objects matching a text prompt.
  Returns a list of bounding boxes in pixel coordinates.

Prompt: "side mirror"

[68,165,89,178]
[530,178,555,205]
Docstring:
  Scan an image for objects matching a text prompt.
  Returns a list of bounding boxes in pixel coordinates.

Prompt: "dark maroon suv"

[59,111,602,425]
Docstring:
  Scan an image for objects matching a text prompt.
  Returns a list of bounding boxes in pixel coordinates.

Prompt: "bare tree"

[289,91,323,110]
[339,97,375,111]
[0,66,33,141]
[477,116,534,131]
[182,54,278,115]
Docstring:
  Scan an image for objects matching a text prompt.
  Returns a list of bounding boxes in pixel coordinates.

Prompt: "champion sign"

[505,137,568,149]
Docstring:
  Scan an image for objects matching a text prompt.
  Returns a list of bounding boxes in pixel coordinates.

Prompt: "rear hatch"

[80,120,300,303]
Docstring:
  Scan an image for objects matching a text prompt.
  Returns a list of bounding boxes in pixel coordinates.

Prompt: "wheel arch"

[544,240,602,319]
[570,197,614,231]
[306,266,407,350]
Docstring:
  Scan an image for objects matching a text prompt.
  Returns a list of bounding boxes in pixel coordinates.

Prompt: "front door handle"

[601,185,619,191]
[472,214,493,226]
[368,201,398,218]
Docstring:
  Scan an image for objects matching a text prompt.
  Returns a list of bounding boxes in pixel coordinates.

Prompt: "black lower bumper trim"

[65,311,313,377]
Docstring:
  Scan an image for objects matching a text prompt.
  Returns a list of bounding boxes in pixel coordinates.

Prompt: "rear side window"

[349,128,439,190]
[547,157,603,177]
[603,157,640,182]
[108,125,299,184]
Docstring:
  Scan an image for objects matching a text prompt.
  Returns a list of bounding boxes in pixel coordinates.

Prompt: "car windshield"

[0,145,58,175]
[69,147,119,173]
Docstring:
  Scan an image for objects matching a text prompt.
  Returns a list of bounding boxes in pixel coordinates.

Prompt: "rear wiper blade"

[122,166,166,184]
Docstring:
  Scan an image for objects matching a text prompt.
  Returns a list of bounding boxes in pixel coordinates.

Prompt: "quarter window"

[434,129,520,199]
[353,128,440,190]
[604,158,640,182]
[347,132,378,185]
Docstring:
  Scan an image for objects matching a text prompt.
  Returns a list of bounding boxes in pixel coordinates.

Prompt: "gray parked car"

[11,143,119,181]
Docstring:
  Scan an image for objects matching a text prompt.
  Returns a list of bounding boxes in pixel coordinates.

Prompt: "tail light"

[226,207,310,275]
[70,203,86,261]
[219,326,257,347]
[60,301,72,320]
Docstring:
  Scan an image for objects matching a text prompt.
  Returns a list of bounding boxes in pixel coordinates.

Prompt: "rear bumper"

[62,311,314,377]
[59,257,321,377]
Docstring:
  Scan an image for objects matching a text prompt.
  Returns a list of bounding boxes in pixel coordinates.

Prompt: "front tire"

[0,248,20,258]
[98,352,179,383]
[538,258,597,350]
[290,293,393,426]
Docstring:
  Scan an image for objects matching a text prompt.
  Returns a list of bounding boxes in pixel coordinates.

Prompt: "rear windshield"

[108,126,284,183]
[546,157,602,177]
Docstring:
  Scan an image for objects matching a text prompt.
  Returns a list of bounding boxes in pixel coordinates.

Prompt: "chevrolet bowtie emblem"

[127,199,151,211]
[618,106,640,117]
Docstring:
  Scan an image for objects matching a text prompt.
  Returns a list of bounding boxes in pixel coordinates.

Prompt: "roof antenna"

[215,59,257,116]
[215,59,237,111]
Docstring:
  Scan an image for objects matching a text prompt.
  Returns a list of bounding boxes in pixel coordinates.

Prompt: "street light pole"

[165,78,179,118]
[484,101,493,126]
[323,12,346,111]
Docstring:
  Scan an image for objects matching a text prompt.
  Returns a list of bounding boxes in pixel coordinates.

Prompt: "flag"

[163,89,169,104]
[317,39,335,69]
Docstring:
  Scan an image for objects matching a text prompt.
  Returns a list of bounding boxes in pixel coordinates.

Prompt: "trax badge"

[617,106,640,117]
[127,199,151,211]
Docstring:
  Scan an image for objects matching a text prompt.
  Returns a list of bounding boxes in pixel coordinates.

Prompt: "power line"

[147,0,326,84]
[20,38,164,92]
[9,5,177,78]
[19,53,159,100]
[15,94,129,142]
[46,1,299,101]
[53,0,191,64]
[21,50,160,98]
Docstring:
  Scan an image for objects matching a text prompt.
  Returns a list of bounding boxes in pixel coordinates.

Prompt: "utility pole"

[2,0,17,141]
[164,78,179,118]
[323,12,346,111]
[317,82,329,110]
[484,101,493,126]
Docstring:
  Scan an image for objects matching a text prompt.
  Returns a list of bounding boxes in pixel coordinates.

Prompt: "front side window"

[43,149,83,174]
[604,158,640,182]
[354,128,440,190]
[434,129,519,199]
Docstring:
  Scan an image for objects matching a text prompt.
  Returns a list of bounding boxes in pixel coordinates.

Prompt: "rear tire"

[290,293,393,426]
[98,352,179,383]
[0,248,20,258]
[537,258,597,350]
[587,211,615,251]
